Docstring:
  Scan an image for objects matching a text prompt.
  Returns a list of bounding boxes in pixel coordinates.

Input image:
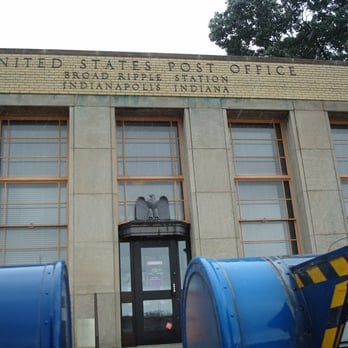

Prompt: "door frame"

[119,237,190,346]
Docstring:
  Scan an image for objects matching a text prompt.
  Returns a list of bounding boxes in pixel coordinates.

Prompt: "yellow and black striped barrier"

[291,247,348,348]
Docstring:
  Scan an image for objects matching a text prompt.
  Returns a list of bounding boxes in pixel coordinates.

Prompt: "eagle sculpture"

[135,194,170,220]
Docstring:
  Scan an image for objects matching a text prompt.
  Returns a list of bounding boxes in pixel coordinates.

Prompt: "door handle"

[172,282,176,294]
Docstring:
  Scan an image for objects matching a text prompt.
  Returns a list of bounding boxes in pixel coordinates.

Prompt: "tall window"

[330,117,348,348]
[0,117,68,265]
[229,119,299,257]
[116,112,185,223]
[331,122,348,217]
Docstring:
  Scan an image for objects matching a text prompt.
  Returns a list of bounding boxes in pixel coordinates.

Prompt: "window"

[0,116,68,265]
[327,118,348,348]
[331,123,348,217]
[229,119,299,257]
[116,111,185,223]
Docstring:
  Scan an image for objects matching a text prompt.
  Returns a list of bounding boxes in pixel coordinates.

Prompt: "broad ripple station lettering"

[0,55,298,96]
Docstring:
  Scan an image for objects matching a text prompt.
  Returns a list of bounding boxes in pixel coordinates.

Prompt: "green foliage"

[209,0,348,60]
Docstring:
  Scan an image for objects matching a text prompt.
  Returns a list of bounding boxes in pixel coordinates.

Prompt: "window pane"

[238,182,288,219]
[5,138,61,157]
[121,303,133,317]
[333,143,348,157]
[120,203,130,223]
[1,183,66,225]
[123,139,176,157]
[243,242,291,257]
[120,157,177,176]
[238,181,284,199]
[235,158,281,175]
[332,127,348,141]
[141,247,170,291]
[119,140,180,175]
[5,249,61,265]
[121,303,134,334]
[119,121,175,138]
[231,123,285,175]
[233,140,278,157]
[117,120,181,176]
[3,227,66,248]
[120,243,132,292]
[1,121,67,177]
[5,158,64,177]
[143,300,173,331]
[242,221,289,241]
[231,124,274,139]
[179,241,188,289]
[336,160,348,174]
[118,182,125,201]
[239,200,288,219]
[5,121,61,138]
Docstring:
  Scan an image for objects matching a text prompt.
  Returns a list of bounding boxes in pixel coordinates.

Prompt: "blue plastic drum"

[181,256,314,348]
[0,261,72,348]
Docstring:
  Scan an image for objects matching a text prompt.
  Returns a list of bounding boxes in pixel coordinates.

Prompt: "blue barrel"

[182,247,348,348]
[0,261,72,348]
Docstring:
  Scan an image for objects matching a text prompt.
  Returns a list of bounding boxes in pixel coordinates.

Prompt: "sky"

[1,0,227,56]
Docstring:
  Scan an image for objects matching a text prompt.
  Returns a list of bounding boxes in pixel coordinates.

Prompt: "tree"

[209,0,348,60]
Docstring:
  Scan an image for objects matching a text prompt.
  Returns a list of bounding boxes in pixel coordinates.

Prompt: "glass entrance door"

[120,239,188,346]
[134,240,181,345]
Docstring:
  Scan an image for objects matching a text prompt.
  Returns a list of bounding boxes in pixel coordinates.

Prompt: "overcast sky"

[1,0,227,56]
